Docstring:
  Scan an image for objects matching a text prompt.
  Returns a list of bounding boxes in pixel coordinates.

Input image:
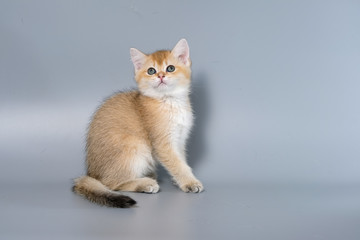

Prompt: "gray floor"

[1,179,360,240]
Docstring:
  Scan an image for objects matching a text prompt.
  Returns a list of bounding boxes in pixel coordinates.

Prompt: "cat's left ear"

[130,48,147,71]
[171,39,190,66]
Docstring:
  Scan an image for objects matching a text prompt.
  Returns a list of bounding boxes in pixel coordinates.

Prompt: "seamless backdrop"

[1,1,360,240]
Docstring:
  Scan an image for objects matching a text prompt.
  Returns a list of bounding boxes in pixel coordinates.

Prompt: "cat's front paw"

[180,180,204,193]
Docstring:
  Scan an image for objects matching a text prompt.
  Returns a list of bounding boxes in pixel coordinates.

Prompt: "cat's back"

[89,91,144,135]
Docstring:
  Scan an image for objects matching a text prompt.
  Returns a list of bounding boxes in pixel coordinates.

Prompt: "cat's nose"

[158,73,165,81]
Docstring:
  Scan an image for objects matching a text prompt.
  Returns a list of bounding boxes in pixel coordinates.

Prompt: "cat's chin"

[156,83,170,90]
[140,85,189,99]
[153,81,176,92]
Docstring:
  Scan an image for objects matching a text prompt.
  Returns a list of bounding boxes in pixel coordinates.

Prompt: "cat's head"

[130,39,191,99]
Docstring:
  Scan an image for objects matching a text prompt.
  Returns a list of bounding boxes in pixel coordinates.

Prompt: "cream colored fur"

[73,39,203,208]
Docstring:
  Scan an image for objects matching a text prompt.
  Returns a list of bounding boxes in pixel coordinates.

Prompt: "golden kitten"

[73,39,204,207]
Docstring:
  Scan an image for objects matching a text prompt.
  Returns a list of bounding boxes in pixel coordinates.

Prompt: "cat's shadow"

[157,72,210,182]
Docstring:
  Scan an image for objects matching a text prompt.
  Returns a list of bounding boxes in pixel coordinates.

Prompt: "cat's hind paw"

[142,183,160,194]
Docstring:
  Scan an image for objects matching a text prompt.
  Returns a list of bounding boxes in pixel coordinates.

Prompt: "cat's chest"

[163,99,193,129]
[161,99,193,145]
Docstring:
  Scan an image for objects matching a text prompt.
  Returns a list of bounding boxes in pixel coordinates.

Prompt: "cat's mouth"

[156,80,168,88]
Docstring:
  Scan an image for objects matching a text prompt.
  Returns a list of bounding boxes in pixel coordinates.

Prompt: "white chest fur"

[162,97,193,158]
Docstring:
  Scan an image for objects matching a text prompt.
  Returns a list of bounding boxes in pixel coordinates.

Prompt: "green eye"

[147,67,156,75]
[166,65,175,72]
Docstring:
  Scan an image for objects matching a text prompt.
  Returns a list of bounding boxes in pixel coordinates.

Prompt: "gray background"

[1,0,360,239]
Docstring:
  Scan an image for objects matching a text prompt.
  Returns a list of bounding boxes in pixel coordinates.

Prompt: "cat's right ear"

[130,48,147,71]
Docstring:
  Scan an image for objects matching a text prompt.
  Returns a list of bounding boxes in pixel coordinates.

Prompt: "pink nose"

[158,75,164,81]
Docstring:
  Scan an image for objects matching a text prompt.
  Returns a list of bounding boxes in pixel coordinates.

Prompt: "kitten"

[73,39,204,208]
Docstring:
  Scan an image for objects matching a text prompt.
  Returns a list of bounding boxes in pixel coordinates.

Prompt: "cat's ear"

[130,48,147,71]
[171,39,190,66]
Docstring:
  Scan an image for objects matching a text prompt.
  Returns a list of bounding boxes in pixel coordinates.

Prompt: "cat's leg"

[113,177,159,193]
[153,140,203,193]
[101,142,159,194]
